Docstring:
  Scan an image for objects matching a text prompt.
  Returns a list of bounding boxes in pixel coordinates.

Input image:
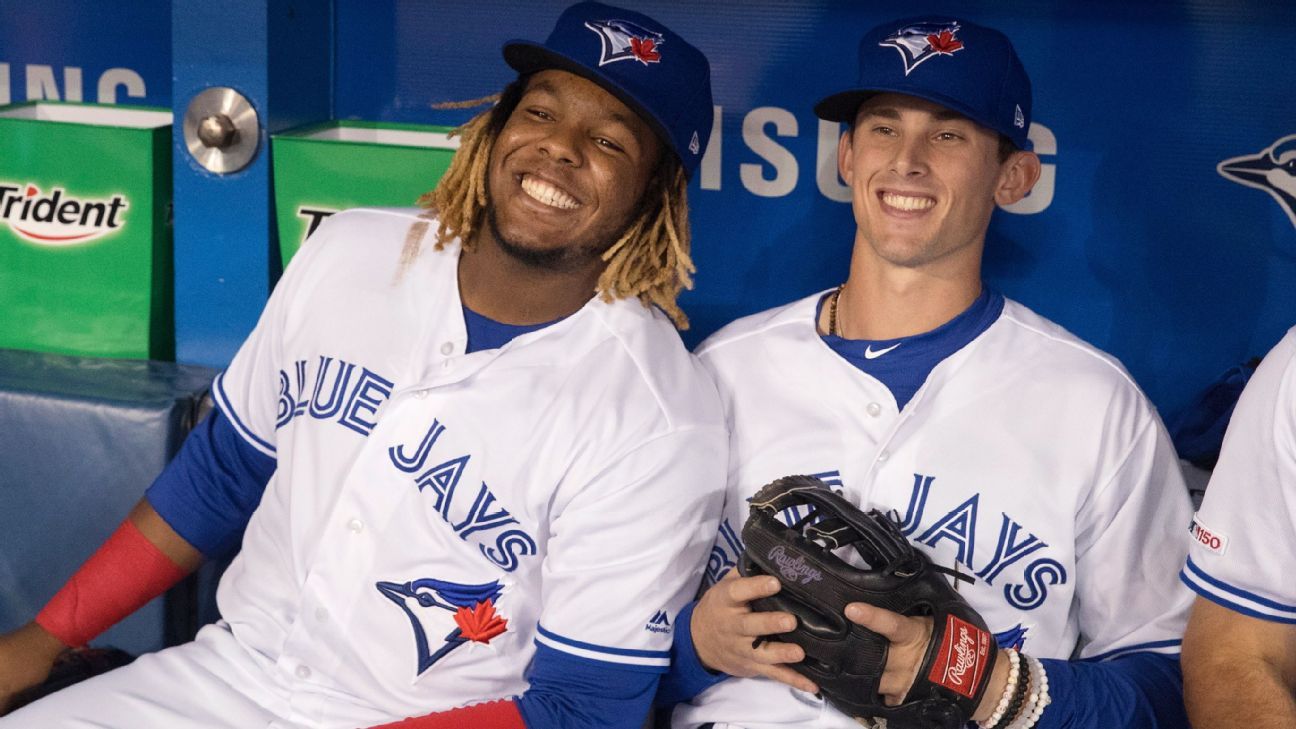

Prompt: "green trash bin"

[0,101,173,360]
[271,120,460,266]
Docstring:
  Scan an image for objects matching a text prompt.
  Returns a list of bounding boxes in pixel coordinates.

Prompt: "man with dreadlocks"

[0,4,724,728]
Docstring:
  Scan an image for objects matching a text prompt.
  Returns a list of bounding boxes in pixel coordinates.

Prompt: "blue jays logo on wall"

[585,18,664,66]
[377,578,509,675]
[881,21,965,76]
[1218,134,1296,230]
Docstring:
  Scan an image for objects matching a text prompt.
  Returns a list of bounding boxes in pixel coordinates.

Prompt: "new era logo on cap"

[585,18,665,66]
[881,22,966,76]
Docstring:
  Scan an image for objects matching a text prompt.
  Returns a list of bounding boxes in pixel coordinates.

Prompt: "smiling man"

[0,4,724,728]
[659,16,1195,729]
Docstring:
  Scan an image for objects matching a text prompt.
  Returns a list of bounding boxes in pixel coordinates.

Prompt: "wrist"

[689,600,719,673]
[972,648,1012,722]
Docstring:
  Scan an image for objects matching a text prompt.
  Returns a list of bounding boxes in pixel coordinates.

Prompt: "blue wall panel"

[334,0,1296,419]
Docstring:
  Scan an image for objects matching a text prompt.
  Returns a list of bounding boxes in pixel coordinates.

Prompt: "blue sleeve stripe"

[1181,571,1296,625]
[1083,639,1182,663]
[534,625,669,669]
[1182,557,1296,617]
[212,372,276,456]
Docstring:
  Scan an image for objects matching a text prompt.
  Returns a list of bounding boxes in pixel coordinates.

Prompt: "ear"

[993,151,1042,206]
[837,126,855,186]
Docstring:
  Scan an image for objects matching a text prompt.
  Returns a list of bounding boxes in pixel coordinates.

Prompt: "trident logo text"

[0,183,128,246]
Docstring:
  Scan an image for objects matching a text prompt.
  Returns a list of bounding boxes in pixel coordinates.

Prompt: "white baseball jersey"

[8,208,727,729]
[1182,326,1296,621]
[670,291,1195,729]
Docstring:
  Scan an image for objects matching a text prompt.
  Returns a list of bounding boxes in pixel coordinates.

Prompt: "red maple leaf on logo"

[630,37,661,64]
[454,600,509,644]
[926,31,964,55]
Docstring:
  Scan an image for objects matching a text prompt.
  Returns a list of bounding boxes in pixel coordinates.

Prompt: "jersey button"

[347,517,364,533]
[295,664,312,680]
[440,341,455,355]
[414,389,429,399]
[866,402,881,417]
[876,449,890,462]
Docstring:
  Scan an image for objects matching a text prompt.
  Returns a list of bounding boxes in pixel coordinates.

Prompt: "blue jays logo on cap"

[881,21,966,76]
[585,18,665,66]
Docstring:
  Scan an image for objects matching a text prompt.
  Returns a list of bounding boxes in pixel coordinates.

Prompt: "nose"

[538,121,583,167]
[889,134,929,177]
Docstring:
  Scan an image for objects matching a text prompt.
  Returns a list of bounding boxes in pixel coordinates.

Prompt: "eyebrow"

[859,106,971,123]
[524,79,640,131]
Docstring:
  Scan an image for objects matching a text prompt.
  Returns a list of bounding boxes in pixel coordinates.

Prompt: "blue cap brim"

[814,87,1032,152]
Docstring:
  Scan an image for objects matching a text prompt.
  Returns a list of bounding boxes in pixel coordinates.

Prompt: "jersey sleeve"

[534,426,727,672]
[210,216,338,458]
[1181,328,1296,622]
[1071,411,1195,660]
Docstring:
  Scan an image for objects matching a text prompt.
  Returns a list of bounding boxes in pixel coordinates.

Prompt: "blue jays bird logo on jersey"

[585,18,665,66]
[1217,134,1296,230]
[376,578,508,675]
[880,22,965,76]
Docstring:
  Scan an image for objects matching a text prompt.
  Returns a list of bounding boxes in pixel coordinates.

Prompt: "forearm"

[1185,653,1296,729]
[35,501,199,647]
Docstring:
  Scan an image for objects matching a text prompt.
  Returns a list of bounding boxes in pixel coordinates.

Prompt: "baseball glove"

[738,475,997,729]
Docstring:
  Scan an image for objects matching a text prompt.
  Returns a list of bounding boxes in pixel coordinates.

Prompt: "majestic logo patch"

[1217,134,1296,230]
[1189,516,1229,556]
[645,609,672,634]
[377,578,508,675]
[880,22,965,76]
[0,182,128,246]
[585,18,665,66]
[927,614,991,699]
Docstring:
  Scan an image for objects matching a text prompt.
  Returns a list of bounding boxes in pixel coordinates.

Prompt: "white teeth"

[881,192,936,211]
[521,175,580,210]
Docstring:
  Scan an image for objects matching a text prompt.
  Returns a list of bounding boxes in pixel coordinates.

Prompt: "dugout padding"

[0,348,217,654]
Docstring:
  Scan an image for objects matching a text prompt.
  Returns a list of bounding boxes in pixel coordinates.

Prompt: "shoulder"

[989,299,1148,401]
[695,292,825,367]
[571,299,727,435]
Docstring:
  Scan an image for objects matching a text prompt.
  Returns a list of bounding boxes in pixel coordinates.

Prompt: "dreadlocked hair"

[408,76,697,330]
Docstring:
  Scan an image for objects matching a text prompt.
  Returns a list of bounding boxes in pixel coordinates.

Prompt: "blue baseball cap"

[814,17,1033,151]
[503,1,714,178]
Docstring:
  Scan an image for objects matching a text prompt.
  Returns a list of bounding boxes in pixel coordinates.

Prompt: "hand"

[0,622,65,715]
[843,603,933,706]
[845,603,1010,721]
[691,570,818,694]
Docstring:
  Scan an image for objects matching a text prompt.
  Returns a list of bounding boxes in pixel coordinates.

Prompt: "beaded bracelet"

[977,649,1021,729]
[1006,654,1052,729]
[982,649,1031,729]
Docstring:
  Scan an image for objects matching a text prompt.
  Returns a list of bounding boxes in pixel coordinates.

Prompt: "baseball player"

[1180,326,1296,728]
[658,17,1195,729]
[0,3,726,727]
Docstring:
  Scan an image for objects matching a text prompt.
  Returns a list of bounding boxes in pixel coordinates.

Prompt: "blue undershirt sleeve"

[1037,652,1186,729]
[516,643,661,729]
[145,406,276,558]
[655,600,729,706]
